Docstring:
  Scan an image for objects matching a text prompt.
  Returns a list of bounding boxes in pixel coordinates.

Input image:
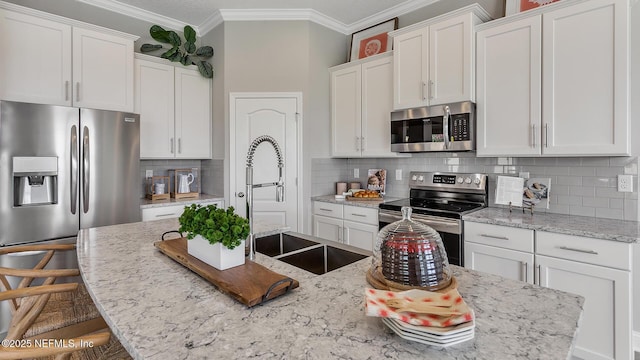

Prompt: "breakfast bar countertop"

[77,219,583,360]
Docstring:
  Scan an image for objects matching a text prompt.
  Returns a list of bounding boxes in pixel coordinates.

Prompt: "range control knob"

[473,178,481,185]
[464,177,472,184]
[418,175,424,182]
[411,175,418,181]
[457,177,464,184]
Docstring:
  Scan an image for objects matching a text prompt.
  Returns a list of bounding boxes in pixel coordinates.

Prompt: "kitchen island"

[77,219,583,359]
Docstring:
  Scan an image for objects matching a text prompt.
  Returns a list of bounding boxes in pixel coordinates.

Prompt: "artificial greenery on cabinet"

[141,25,214,78]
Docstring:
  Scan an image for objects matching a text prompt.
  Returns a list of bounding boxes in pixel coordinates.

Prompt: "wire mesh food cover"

[372,206,452,290]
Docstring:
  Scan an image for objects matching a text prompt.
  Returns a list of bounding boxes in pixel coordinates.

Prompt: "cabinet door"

[330,65,361,157]
[313,215,342,243]
[542,0,628,156]
[361,55,395,157]
[429,13,474,105]
[72,27,134,112]
[537,255,632,360]
[343,220,377,252]
[393,28,429,110]
[135,59,175,158]
[476,15,542,156]
[0,9,72,106]
[464,242,534,284]
[174,67,211,159]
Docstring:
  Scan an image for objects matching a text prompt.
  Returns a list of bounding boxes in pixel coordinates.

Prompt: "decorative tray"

[366,267,457,293]
[154,238,299,307]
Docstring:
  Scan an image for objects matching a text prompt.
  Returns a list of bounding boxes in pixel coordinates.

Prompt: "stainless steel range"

[378,172,488,266]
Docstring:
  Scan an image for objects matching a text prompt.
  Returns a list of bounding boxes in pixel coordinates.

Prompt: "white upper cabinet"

[0,5,137,112]
[0,9,72,106]
[391,6,489,110]
[330,53,402,158]
[135,55,212,159]
[476,0,629,157]
[72,27,134,112]
[135,59,175,158]
[476,15,542,156]
[174,67,211,159]
[541,0,628,156]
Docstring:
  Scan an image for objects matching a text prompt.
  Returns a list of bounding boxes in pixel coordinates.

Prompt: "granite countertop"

[77,219,583,360]
[140,193,224,209]
[312,194,402,209]
[463,207,640,243]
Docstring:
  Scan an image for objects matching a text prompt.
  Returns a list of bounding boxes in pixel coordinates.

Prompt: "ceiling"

[77,0,441,35]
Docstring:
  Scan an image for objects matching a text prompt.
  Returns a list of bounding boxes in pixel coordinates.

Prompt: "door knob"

[237,192,245,198]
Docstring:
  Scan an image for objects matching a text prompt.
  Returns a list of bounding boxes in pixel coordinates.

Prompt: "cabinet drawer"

[343,205,378,226]
[464,222,534,253]
[313,201,343,219]
[536,231,631,270]
[141,205,183,221]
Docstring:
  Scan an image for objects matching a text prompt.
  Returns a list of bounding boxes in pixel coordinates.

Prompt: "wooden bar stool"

[0,243,131,360]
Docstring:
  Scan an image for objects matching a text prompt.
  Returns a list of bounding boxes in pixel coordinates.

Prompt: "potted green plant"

[178,204,249,270]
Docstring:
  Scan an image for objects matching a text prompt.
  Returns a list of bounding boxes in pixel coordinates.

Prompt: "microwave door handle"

[443,105,450,150]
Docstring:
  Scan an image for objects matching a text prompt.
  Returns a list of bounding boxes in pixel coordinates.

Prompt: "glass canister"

[371,206,452,290]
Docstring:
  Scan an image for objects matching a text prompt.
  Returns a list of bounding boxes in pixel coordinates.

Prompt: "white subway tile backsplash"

[582,177,615,187]
[568,167,596,176]
[570,206,596,217]
[568,186,595,197]
[311,155,638,221]
[582,197,609,208]
[556,176,583,186]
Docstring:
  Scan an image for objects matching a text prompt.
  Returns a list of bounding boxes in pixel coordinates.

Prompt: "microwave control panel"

[450,114,470,141]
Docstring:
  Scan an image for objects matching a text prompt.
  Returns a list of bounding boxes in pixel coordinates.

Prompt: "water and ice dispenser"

[13,157,58,206]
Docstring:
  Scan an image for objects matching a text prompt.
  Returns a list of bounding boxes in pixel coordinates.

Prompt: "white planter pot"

[187,235,245,270]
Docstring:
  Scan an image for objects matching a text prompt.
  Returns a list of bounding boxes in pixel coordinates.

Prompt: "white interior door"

[231,93,300,231]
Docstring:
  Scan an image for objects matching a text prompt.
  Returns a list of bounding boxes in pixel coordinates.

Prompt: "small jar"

[371,206,452,290]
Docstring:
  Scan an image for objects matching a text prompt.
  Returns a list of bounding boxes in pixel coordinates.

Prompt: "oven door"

[378,209,463,266]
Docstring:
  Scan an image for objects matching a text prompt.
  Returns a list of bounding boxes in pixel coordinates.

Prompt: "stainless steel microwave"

[390,101,475,152]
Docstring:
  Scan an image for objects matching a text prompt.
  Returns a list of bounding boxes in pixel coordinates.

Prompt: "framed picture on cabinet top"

[505,0,561,16]
[348,18,398,62]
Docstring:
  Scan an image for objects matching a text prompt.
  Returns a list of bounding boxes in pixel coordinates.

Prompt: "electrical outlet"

[354,168,359,178]
[519,172,530,179]
[617,175,633,192]
[395,169,402,181]
[145,170,153,178]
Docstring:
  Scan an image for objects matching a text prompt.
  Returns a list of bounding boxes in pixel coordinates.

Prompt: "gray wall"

[216,20,346,232]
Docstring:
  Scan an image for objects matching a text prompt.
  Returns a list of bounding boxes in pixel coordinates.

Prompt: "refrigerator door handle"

[82,126,90,213]
[70,125,78,214]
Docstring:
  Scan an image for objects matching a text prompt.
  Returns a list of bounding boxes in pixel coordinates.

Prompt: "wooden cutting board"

[154,238,299,307]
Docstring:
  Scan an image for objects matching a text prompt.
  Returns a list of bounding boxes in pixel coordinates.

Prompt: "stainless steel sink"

[255,232,370,275]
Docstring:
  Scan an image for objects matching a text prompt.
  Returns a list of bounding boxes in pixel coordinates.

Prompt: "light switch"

[395,169,402,181]
[354,168,359,178]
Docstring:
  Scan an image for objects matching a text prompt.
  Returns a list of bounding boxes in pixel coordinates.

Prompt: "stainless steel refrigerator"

[0,100,141,337]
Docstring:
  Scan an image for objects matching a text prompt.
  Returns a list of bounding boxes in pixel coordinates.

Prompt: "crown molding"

[346,0,439,33]
[68,0,448,36]
[76,0,203,35]
[216,9,348,34]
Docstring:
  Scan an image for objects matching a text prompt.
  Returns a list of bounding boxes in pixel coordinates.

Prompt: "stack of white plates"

[365,287,475,347]
[381,312,475,347]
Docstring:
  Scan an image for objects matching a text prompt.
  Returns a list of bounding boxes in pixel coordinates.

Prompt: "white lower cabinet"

[141,200,224,222]
[465,242,534,283]
[536,231,632,360]
[312,201,378,252]
[464,222,632,360]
